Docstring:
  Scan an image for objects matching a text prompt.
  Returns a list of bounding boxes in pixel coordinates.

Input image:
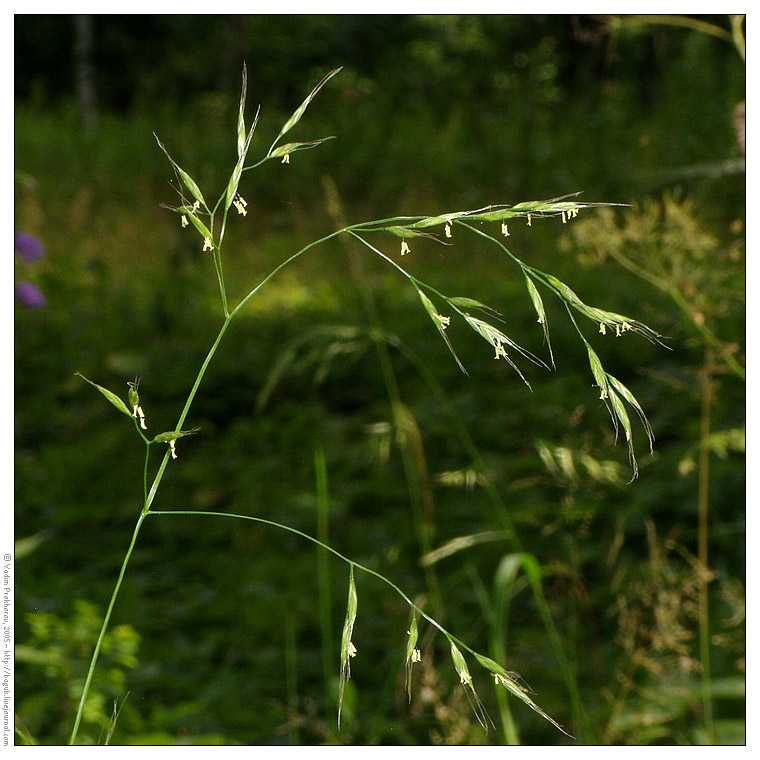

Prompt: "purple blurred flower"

[15,231,46,263]
[16,280,47,309]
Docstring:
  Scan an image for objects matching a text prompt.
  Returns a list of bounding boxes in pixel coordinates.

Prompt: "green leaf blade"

[75,373,132,417]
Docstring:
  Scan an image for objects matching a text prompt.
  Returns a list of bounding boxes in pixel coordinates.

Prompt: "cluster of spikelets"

[337,562,572,736]
[75,64,663,739]
[348,201,661,479]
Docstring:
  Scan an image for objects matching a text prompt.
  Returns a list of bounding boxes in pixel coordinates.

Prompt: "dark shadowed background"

[15,14,744,745]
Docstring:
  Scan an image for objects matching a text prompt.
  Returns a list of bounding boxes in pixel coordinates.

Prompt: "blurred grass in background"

[15,14,744,745]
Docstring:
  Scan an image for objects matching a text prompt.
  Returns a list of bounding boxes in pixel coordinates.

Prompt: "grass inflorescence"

[68,65,663,744]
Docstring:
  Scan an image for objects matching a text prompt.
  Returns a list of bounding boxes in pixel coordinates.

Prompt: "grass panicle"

[67,64,664,745]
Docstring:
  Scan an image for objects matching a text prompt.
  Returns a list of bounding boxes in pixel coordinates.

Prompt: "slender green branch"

[457,220,526,268]
[144,315,233,513]
[213,247,229,317]
[347,231,449,304]
[144,222,401,519]
[148,509,458,646]
[142,445,150,507]
[147,507,572,737]
[231,229,347,317]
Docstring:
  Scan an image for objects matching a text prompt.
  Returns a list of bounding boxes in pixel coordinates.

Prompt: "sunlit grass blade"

[338,565,358,728]
[268,137,336,161]
[225,105,260,212]
[607,387,638,478]
[474,652,574,738]
[460,313,547,388]
[177,207,213,242]
[416,288,467,374]
[405,614,420,702]
[584,342,610,401]
[607,374,655,454]
[446,296,503,320]
[153,134,208,210]
[75,373,132,417]
[539,272,665,345]
[449,641,494,730]
[382,225,444,242]
[226,66,260,212]
[582,341,652,479]
[523,272,555,368]
[236,63,248,159]
[269,67,342,156]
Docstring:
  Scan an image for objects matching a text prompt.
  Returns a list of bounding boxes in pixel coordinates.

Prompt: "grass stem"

[69,512,147,745]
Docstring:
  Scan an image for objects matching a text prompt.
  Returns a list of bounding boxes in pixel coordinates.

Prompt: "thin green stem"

[347,231,427,291]
[144,314,233,512]
[147,508,572,738]
[213,205,231,317]
[72,228,350,742]
[213,247,229,317]
[457,221,526,268]
[69,512,148,745]
[231,228,347,317]
[148,509,457,646]
[142,445,150,506]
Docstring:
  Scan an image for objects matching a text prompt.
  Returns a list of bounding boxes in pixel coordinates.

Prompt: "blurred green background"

[15,14,745,745]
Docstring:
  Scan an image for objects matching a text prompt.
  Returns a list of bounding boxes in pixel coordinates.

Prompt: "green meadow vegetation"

[15,15,744,745]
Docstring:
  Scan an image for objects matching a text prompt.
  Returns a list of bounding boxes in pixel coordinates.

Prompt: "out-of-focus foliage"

[15,601,140,745]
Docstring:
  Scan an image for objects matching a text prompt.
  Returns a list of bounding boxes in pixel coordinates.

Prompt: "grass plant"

[66,65,662,745]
